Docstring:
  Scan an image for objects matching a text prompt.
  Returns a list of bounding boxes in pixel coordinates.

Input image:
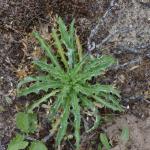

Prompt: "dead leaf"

[129,65,139,71]
[16,69,27,79]
[32,47,42,60]
[94,102,103,108]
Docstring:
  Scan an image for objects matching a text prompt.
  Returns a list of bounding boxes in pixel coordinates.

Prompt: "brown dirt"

[0,0,150,150]
[103,103,150,150]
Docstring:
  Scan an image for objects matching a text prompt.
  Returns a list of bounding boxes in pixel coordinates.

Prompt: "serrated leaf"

[18,81,61,96]
[57,17,75,68]
[32,60,65,80]
[52,28,68,69]
[16,112,37,133]
[77,55,116,81]
[69,19,75,47]
[74,84,93,96]
[56,98,70,146]
[69,19,76,65]
[32,60,54,73]
[33,32,61,70]
[7,134,28,150]
[17,76,47,89]
[81,96,101,132]
[76,84,121,107]
[70,54,88,77]
[85,55,116,72]
[92,84,120,97]
[57,17,69,46]
[103,94,123,111]
[48,86,69,121]
[93,95,121,111]
[29,141,47,150]
[100,133,111,150]
[27,90,58,113]
[71,92,80,149]
[48,95,62,121]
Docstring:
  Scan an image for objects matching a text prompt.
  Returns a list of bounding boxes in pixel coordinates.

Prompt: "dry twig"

[113,57,142,70]
[87,0,118,51]
[96,27,135,49]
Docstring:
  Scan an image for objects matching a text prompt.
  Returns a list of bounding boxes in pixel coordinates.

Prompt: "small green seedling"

[8,135,47,150]
[8,134,29,150]
[8,112,47,150]
[98,127,129,150]
[99,133,111,150]
[121,127,129,143]
[29,141,47,150]
[8,17,123,150]
[16,112,37,134]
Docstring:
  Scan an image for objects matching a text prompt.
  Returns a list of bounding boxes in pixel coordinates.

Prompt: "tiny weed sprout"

[99,133,111,150]
[8,17,123,150]
[121,127,129,143]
